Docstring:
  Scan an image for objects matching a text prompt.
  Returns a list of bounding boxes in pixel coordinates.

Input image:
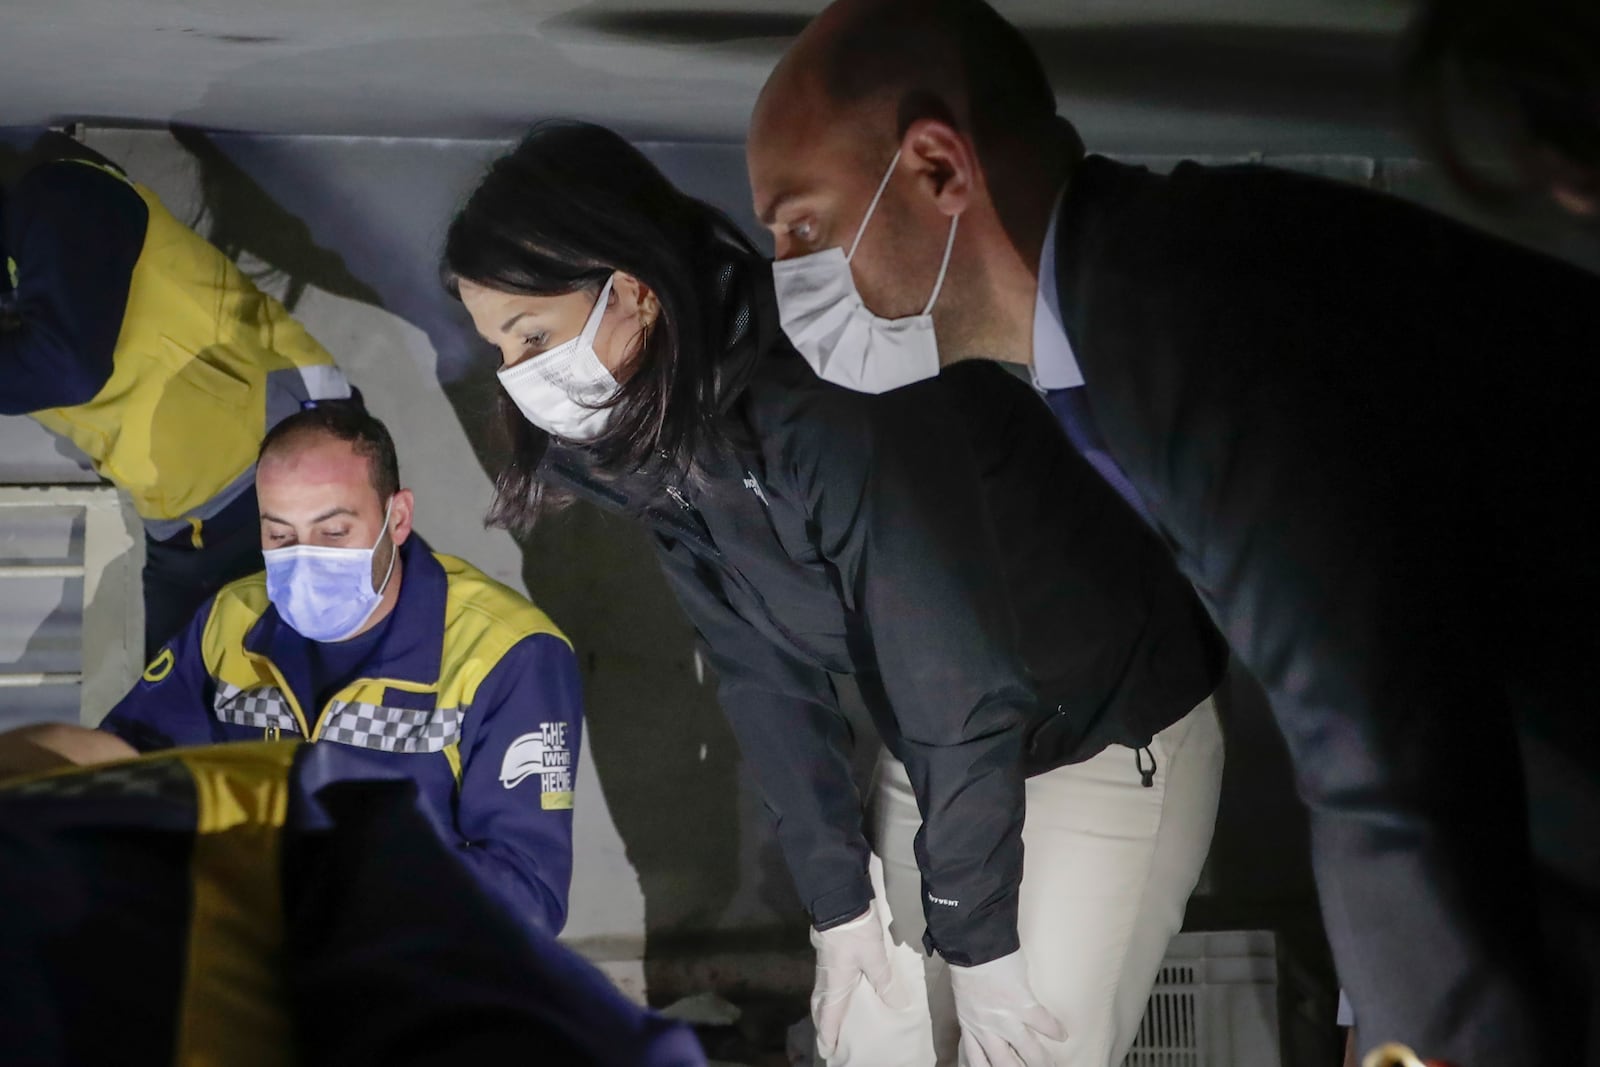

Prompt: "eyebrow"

[499,310,540,334]
[260,506,359,526]
[757,190,805,228]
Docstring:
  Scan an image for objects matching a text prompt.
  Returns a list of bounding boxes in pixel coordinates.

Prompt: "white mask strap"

[372,496,398,596]
[846,149,903,263]
[581,274,617,345]
[923,214,960,317]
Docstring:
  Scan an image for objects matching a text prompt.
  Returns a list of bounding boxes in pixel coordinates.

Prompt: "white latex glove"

[949,948,1066,1067]
[809,900,912,1059]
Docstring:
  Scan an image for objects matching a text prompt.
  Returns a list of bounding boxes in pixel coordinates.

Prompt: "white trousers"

[825,697,1225,1067]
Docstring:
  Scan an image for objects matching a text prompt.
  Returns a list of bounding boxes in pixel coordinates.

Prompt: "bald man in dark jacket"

[749,0,1600,1062]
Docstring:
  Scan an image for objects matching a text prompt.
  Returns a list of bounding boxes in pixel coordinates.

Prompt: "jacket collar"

[1054,155,1160,324]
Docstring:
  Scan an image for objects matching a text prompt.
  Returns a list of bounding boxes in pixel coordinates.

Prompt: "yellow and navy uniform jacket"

[0,742,707,1067]
[0,157,350,540]
[100,533,582,935]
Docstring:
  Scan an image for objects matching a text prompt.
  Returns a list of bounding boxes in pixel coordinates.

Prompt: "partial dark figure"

[0,739,704,1067]
[747,1,1600,1064]
[444,122,1229,1066]
[0,143,353,657]
[1404,0,1600,215]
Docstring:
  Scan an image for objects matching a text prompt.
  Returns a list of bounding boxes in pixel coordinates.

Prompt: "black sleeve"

[763,378,1035,967]
[0,160,147,414]
[652,535,875,932]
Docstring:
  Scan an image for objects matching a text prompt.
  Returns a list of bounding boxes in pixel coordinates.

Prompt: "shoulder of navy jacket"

[435,552,568,643]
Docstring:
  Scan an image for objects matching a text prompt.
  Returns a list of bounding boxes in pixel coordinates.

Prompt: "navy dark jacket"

[1053,154,1600,1064]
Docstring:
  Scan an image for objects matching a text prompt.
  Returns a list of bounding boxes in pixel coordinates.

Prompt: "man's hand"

[809,900,912,1058]
[0,723,137,780]
[949,948,1065,1067]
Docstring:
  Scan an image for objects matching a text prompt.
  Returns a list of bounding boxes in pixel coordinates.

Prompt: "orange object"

[1362,1043,1454,1067]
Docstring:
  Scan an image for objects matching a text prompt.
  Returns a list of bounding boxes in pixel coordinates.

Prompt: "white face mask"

[771,149,960,395]
[497,274,620,442]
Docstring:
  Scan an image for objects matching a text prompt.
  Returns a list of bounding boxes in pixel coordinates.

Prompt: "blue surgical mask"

[263,499,397,642]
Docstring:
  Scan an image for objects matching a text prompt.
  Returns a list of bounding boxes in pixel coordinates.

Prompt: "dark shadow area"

[0,128,104,185]
[1032,23,1403,128]
[170,124,382,313]
[1190,663,1339,1067]
[172,129,755,999]
[544,9,810,45]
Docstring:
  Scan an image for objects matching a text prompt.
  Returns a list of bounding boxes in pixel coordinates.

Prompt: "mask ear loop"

[846,149,904,263]
[372,496,399,597]
[576,274,623,410]
[581,274,618,347]
[922,214,960,316]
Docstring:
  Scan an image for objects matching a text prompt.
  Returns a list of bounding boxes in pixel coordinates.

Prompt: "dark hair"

[818,0,1075,163]
[442,121,755,534]
[1404,0,1600,207]
[259,400,400,501]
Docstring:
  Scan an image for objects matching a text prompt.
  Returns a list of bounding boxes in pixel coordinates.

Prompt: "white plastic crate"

[1124,930,1280,1067]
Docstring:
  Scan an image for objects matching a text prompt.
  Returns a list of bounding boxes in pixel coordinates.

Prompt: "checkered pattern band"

[319,701,462,754]
[5,756,193,802]
[214,682,301,734]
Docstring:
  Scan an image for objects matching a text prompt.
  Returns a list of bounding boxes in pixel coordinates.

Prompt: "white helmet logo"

[500,732,548,790]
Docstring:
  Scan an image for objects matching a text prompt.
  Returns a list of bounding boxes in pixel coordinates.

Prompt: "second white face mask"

[772,149,959,395]
[497,274,620,442]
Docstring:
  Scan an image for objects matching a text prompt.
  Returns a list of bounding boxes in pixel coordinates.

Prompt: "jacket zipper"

[247,653,312,739]
[555,457,831,666]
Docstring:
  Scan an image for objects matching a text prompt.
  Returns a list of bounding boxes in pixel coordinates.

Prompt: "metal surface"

[0,0,1414,150]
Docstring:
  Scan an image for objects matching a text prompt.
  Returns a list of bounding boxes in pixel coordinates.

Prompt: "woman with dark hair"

[443,122,1228,1067]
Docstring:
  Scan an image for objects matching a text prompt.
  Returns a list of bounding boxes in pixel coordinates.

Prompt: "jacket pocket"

[160,336,252,408]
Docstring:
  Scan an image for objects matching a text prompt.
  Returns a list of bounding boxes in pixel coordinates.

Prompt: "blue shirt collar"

[1029,186,1085,392]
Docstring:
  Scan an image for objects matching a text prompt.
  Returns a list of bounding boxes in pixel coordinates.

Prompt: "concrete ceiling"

[0,1,1420,152]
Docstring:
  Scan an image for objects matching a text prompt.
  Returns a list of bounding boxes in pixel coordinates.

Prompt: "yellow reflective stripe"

[174,744,295,1067]
[540,791,574,811]
[442,741,462,786]
[142,648,175,683]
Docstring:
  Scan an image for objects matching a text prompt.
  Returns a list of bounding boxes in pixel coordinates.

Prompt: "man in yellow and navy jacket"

[0,138,352,657]
[98,402,581,935]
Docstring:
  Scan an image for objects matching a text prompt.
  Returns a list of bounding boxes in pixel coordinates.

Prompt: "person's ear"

[612,271,661,328]
[388,489,416,546]
[900,117,978,218]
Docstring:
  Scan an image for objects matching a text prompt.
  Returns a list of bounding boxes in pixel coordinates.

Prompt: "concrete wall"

[2,125,1595,1017]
